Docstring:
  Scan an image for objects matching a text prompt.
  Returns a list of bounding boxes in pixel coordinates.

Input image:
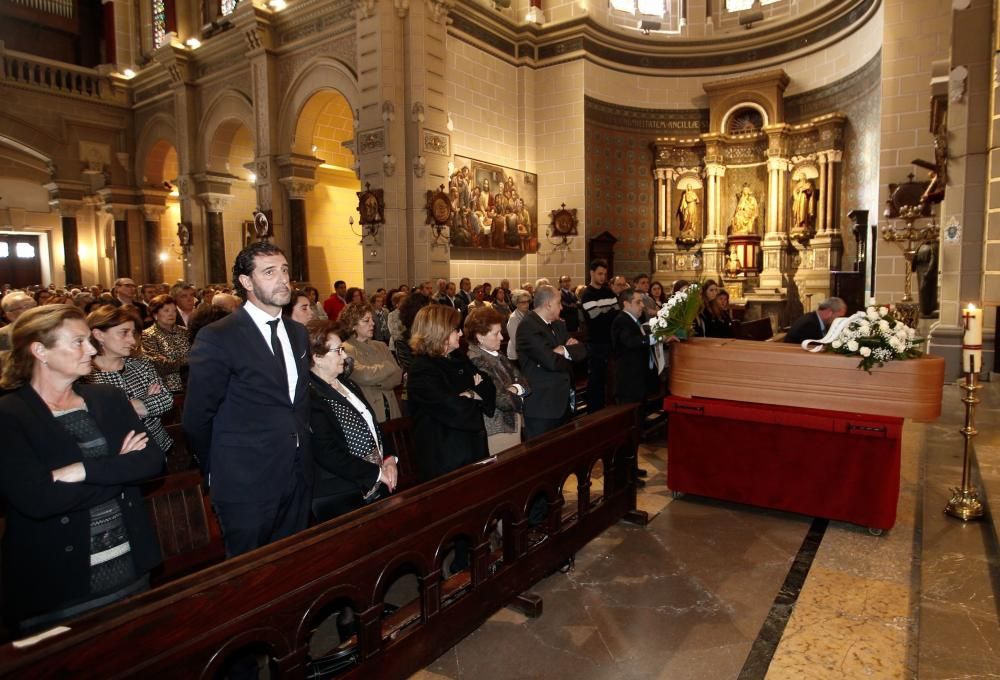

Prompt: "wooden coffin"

[669,337,945,421]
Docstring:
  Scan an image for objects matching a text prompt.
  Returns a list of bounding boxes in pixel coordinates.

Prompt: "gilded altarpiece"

[650,70,846,327]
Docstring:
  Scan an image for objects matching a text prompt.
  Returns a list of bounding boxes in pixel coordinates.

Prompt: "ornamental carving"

[359,128,386,154]
[422,130,450,156]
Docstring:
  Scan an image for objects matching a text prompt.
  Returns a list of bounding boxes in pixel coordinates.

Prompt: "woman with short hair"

[0,304,163,634]
[465,306,529,455]
[407,304,495,483]
[141,294,190,392]
[307,320,397,522]
[84,305,174,455]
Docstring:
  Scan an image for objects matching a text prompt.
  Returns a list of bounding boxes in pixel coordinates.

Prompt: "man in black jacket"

[611,287,659,405]
[184,242,312,558]
[784,297,847,344]
[517,285,587,439]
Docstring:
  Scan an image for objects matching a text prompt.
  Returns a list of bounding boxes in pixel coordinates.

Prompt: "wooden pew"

[0,406,645,679]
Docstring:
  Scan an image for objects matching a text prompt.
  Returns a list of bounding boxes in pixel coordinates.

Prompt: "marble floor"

[410,381,1000,680]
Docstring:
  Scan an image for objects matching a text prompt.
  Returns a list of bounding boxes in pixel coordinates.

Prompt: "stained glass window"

[153,0,167,49]
[221,0,238,15]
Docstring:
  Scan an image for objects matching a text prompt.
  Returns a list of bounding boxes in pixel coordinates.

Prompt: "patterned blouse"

[83,357,174,453]
[141,323,190,392]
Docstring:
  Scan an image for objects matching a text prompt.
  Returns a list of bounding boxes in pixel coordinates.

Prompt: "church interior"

[1,0,1000,675]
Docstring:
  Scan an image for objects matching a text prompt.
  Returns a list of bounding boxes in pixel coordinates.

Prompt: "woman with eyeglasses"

[306,320,397,523]
[339,301,403,423]
[406,304,495,483]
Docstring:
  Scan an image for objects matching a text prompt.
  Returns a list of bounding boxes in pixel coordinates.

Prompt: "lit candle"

[961,303,983,374]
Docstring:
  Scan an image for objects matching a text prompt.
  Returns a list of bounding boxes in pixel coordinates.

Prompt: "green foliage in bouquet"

[826,305,925,373]
[649,282,702,341]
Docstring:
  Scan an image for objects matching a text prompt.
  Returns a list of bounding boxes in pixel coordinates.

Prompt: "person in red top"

[323,280,348,320]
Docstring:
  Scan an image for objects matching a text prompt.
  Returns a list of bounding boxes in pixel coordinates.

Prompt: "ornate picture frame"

[425,185,453,226]
[357,184,385,225]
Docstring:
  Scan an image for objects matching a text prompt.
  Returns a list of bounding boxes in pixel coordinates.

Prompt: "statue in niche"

[790,175,817,235]
[913,240,939,318]
[676,187,701,242]
[731,184,759,235]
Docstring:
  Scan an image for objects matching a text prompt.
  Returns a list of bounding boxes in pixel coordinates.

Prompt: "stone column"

[197,193,232,285]
[277,154,321,283]
[705,163,726,241]
[655,169,667,239]
[141,203,166,284]
[60,209,83,285]
[278,178,316,283]
[759,157,790,292]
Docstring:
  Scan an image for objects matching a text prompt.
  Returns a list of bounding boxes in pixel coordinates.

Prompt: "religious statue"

[913,240,939,318]
[731,184,759,235]
[790,176,816,235]
[676,187,700,241]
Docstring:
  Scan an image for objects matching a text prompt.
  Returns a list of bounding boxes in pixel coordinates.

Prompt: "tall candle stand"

[944,354,984,521]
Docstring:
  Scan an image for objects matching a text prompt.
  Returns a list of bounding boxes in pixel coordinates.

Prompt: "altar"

[665,339,945,530]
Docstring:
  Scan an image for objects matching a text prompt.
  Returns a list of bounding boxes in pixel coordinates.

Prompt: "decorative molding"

[359,128,386,154]
[426,0,453,23]
[586,97,708,134]
[422,129,450,156]
[279,176,317,198]
[449,0,878,73]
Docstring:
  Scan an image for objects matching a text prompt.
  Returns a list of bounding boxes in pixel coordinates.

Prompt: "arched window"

[725,0,780,10]
[151,0,176,49]
[609,0,683,33]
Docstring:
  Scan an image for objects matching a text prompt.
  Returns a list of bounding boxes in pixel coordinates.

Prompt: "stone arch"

[0,134,53,185]
[135,114,178,186]
[0,114,60,163]
[199,89,256,174]
[719,101,770,135]
[277,57,359,157]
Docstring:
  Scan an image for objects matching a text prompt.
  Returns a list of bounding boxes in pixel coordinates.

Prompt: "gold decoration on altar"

[881,175,940,328]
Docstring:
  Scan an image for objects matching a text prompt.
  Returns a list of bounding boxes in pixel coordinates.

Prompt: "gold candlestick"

[944,355,984,521]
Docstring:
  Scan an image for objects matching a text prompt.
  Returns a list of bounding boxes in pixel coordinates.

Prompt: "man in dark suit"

[183,241,312,558]
[784,296,847,345]
[611,287,659,405]
[517,285,587,440]
[110,277,149,324]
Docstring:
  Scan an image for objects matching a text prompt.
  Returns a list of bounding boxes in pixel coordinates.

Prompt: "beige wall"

[876,0,952,305]
[305,166,363,293]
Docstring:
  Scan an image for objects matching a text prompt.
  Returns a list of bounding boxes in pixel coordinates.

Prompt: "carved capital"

[705,163,726,178]
[279,176,316,199]
[425,0,453,23]
[766,157,791,173]
[393,0,409,17]
[141,204,167,221]
[198,193,233,213]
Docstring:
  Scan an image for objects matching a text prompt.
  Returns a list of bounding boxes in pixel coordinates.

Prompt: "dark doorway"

[0,234,44,289]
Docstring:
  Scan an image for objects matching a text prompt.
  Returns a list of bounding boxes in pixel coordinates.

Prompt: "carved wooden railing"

[0,406,645,679]
[0,44,128,104]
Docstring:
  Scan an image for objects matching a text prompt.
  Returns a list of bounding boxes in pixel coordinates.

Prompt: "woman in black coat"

[306,320,398,523]
[406,304,496,483]
[0,305,163,635]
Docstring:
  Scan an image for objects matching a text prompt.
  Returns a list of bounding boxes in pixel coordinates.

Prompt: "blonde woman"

[340,301,403,422]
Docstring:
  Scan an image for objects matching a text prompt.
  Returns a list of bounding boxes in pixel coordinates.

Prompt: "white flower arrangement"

[827,304,924,372]
[649,282,702,341]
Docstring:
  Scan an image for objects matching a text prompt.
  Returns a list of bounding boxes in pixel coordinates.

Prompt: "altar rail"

[0,45,128,105]
[0,406,645,679]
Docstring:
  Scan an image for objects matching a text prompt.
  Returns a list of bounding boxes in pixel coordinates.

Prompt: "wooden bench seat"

[0,406,645,679]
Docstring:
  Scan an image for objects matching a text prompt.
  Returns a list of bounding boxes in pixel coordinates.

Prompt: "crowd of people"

[0,243,841,638]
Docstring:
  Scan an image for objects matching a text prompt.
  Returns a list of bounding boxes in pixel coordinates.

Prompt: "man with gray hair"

[784,296,847,344]
[0,291,36,351]
[517,285,587,439]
